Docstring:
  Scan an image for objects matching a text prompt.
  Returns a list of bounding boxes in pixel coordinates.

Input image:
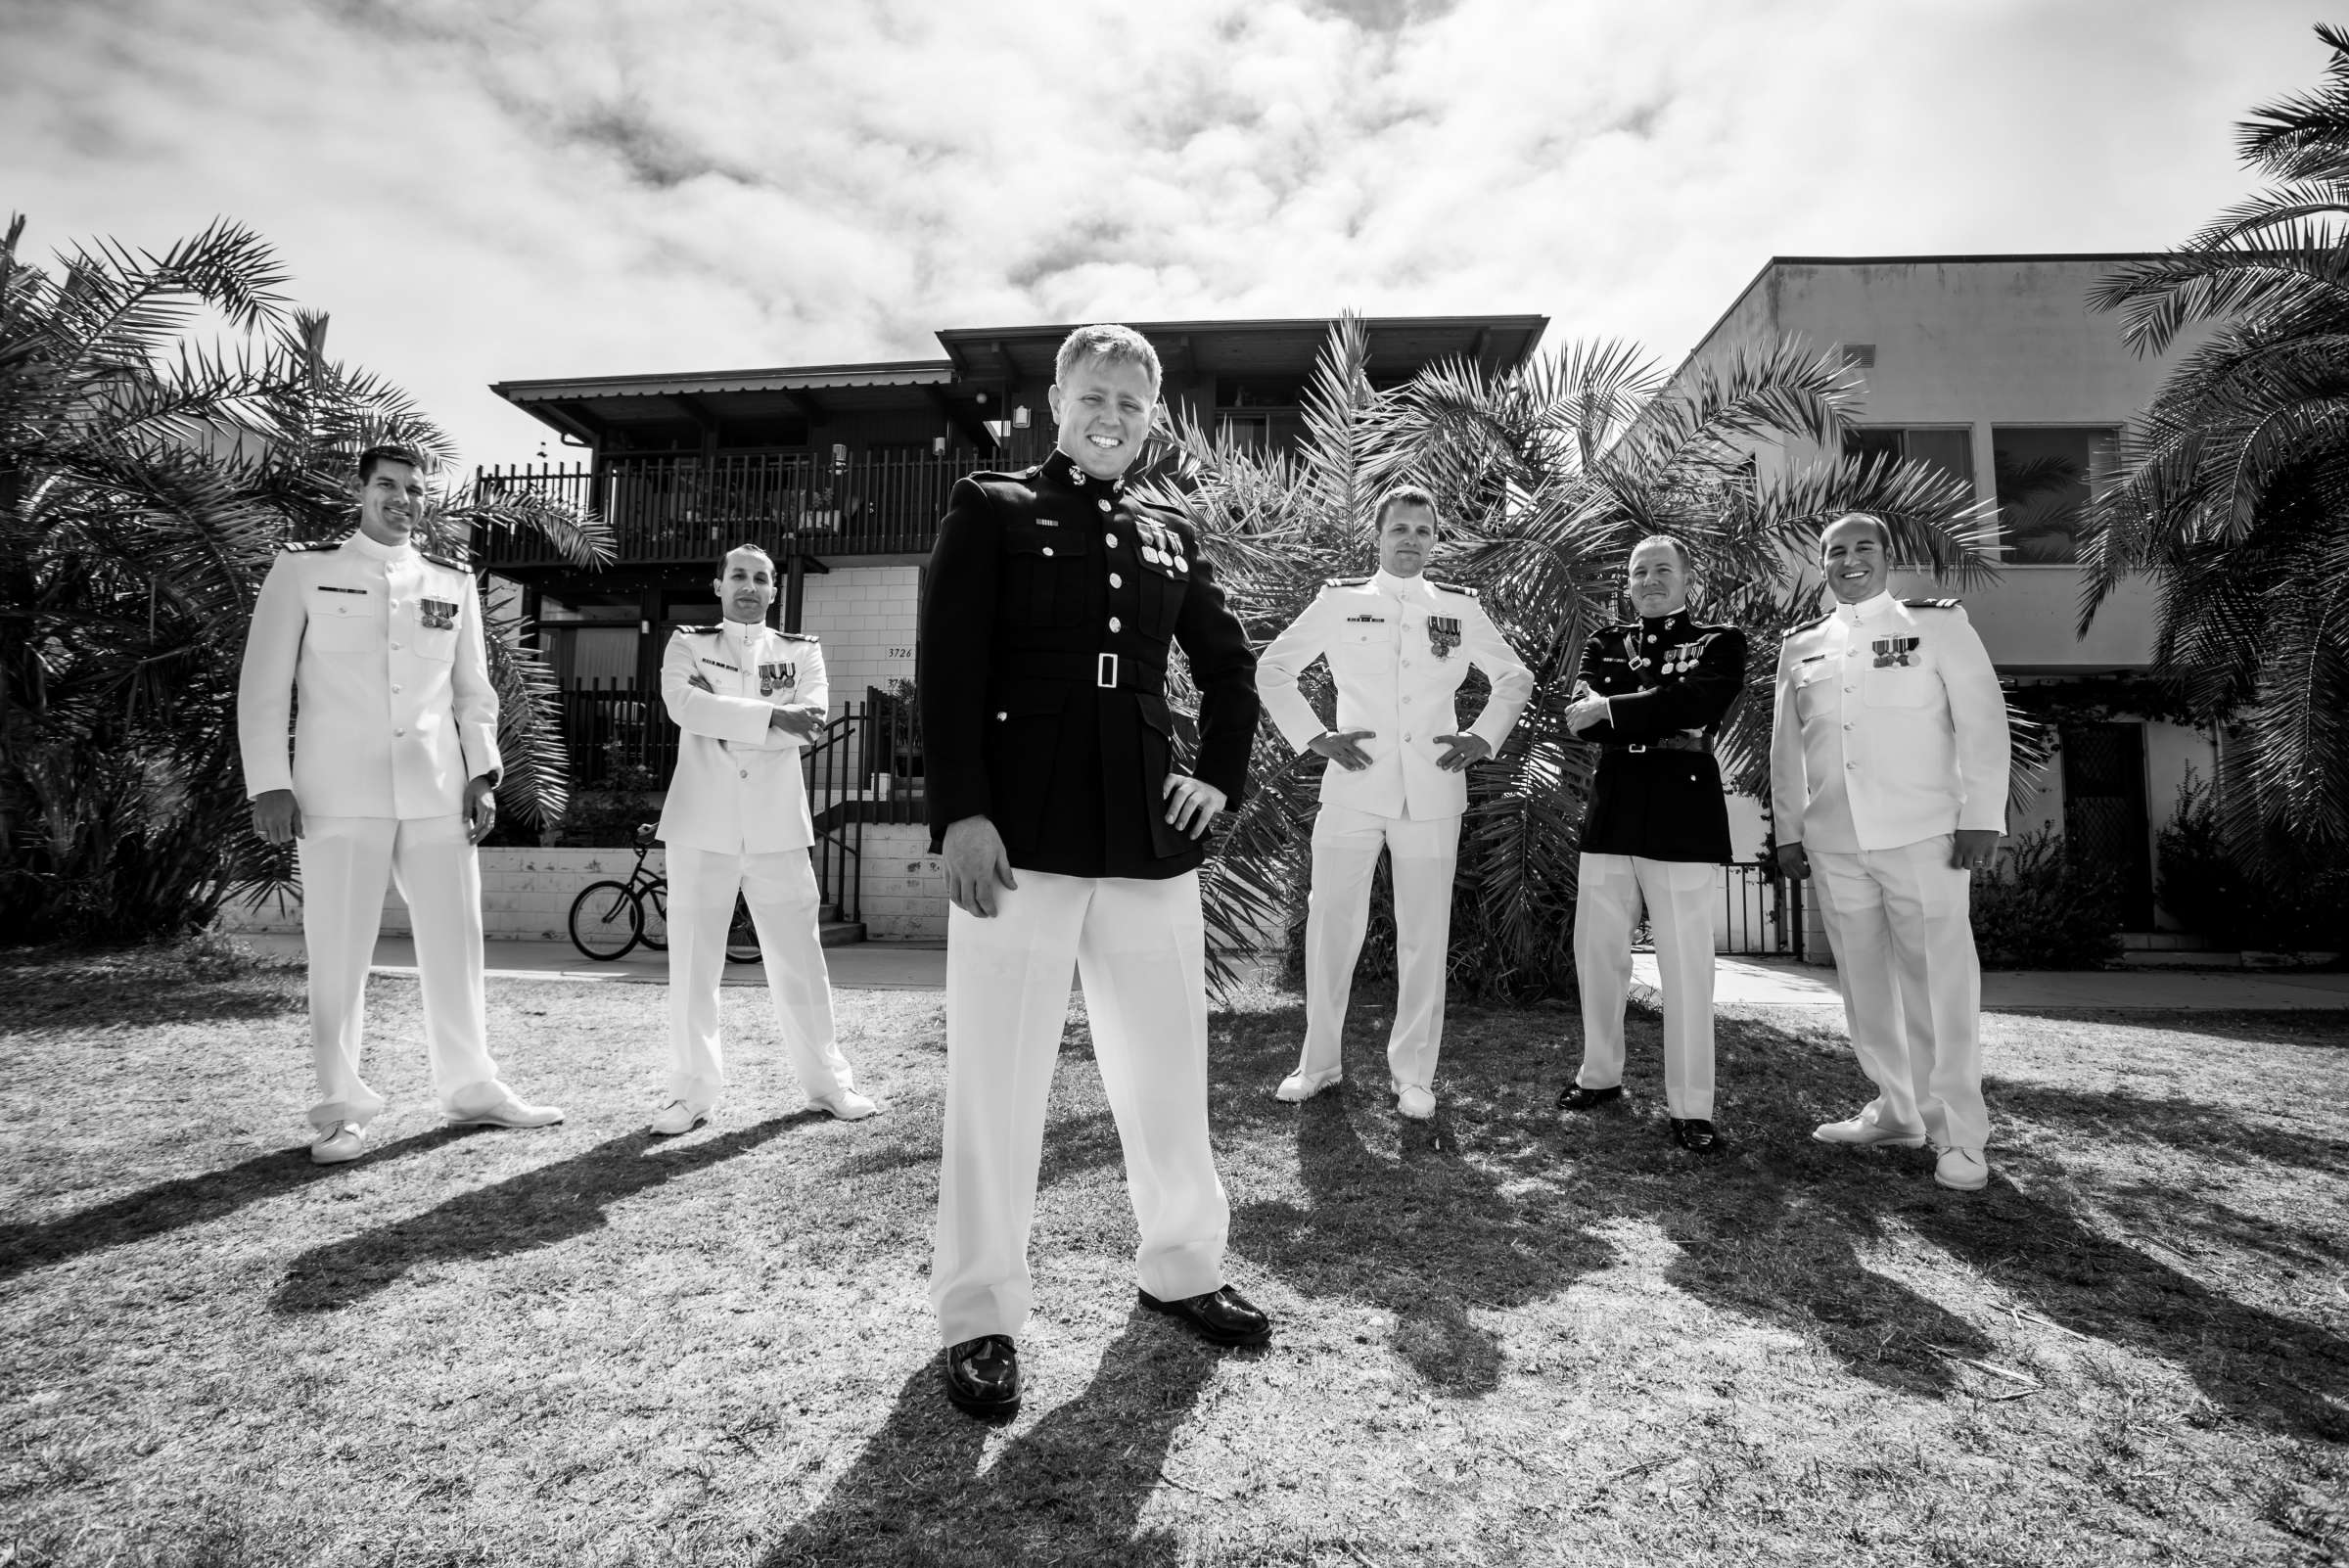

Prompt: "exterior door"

[2060,720,2153,929]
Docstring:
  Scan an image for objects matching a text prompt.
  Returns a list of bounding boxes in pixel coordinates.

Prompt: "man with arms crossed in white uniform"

[1256,486,1533,1119]
[240,443,563,1165]
[648,544,876,1133]
[1771,513,2009,1192]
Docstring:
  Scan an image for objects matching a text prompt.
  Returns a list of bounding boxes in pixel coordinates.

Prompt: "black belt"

[1602,733,1710,755]
[999,648,1166,691]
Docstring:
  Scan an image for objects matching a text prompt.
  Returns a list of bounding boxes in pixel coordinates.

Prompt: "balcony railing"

[475,450,968,568]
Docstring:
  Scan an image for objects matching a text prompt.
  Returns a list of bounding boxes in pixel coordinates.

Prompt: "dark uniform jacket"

[1576,610,1748,863]
[920,450,1259,880]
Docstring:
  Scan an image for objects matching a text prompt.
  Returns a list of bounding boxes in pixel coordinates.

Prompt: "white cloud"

[0,0,2327,466]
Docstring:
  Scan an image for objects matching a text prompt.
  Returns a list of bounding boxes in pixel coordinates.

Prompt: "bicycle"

[568,824,762,965]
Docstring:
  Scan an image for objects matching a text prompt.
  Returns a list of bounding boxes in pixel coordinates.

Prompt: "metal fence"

[1716,859,1804,959]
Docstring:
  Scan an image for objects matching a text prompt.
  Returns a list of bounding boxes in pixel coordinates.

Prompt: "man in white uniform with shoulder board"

[1771,512,2009,1192]
[1256,486,1534,1119]
[239,443,563,1165]
[649,543,875,1134]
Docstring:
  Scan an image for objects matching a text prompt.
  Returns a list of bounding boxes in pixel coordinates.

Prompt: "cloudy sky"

[2,0,2326,468]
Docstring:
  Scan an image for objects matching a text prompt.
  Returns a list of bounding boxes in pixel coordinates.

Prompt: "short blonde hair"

[1054,323,1162,389]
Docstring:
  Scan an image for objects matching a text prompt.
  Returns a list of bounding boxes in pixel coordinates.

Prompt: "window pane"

[1902,428,1975,495]
[1992,427,2112,565]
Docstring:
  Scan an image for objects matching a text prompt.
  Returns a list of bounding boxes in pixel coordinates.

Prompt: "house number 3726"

[887,648,913,660]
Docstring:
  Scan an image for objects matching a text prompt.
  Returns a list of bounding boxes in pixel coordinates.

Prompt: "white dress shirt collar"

[345,530,417,566]
[720,616,766,653]
[1835,589,1897,626]
[1374,568,1429,604]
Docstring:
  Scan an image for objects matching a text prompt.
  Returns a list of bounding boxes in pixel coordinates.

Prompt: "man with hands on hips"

[239,443,563,1166]
[1255,486,1532,1119]
[648,543,876,1136]
[1771,513,2009,1192]
[921,323,1268,1421]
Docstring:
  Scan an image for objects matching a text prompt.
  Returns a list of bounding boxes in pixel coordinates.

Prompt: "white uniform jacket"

[237,531,501,818]
[1258,569,1534,820]
[656,621,827,855]
[1770,591,2010,854]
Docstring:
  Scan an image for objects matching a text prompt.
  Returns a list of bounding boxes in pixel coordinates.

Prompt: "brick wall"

[216,847,664,943]
[800,565,919,703]
[857,822,948,940]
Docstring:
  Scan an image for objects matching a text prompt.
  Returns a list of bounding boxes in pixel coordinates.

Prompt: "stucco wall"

[798,565,919,701]
[857,823,949,941]
[217,846,665,942]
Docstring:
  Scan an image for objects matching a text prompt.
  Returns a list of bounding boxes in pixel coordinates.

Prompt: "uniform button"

[1841,722,1853,731]
[1097,499,1111,513]
[1845,762,1858,770]
[739,769,748,778]
[391,641,402,651]
[389,600,398,610]
[996,711,1008,720]
[1109,617,1122,631]
[1104,533,1118,549]
[1403,695,1412,704]
[1109,573,1123,588]
[1646,634,1657,643]
[1843,685,1854,693]
[392,684,402,694]
[1042,546,1054,557]
[394,727,406,737]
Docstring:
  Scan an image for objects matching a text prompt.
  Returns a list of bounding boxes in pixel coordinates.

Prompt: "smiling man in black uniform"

[919,323,1269,1418]
[1557,534,1748,1154]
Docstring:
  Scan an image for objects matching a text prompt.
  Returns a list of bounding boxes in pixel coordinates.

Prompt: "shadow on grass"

[0,1129,458,1283]
[759,1314,1221,1567]
[270,1115,815,1314]
[1220,1000,2349,1438]
[1996,1081,2349,1176]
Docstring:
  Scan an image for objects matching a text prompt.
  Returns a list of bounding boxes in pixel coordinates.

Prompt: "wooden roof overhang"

[489,359,996,448]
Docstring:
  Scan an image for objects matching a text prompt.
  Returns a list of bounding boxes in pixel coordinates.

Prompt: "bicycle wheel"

[725,894,762,965]
[638,879,668,952]
[568,880,642,960]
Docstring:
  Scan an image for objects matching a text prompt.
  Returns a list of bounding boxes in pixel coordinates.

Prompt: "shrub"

[1970,827,2123,970]
[2157,768,2349,952]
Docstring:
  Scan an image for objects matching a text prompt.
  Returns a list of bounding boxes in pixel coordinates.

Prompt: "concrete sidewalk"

[231,935,2349,1010]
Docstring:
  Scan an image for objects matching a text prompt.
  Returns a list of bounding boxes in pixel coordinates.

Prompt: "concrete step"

[818,919,866,947]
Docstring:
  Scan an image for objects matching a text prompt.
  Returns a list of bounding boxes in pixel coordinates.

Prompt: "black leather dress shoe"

[1138,1285,1271,1346]
[1670,1118,1723,1154]
[1556,1084,1624,1112]
[944,1334,1020,1416]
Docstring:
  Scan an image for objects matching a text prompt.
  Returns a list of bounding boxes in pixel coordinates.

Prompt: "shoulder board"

[675,623,725,636]
[1903,597,1961,610]
[776,630,818,643]
[420,547,471,572]
[1426,579,1479,598]
[281,535,345,552]
[1780,613,1834,639]
[969,465,1040,484]
[1322,575,1374,589]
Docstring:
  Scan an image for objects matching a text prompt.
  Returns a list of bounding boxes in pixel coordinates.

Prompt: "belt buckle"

[1096,652,1119,689]
[1627,743,1648,754]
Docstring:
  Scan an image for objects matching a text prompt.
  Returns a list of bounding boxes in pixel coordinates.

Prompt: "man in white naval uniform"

[648,544,875,1133]
[239,444,563,1166]
[1256,486,1534,1119]
[1771,513,2009,1192]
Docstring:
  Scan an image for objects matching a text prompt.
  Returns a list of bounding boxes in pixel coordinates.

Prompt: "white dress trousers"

[1298,805,1460,1091]
[664,845,856,1113]
[297,814,507,1130]
[1573,853,1718,1119]
[1807,835,1989,1150]
[931,871,1229,1348]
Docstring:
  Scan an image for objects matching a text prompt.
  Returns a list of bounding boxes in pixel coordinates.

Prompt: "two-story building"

[477,313,1546,936]
[1671,254,2209,938]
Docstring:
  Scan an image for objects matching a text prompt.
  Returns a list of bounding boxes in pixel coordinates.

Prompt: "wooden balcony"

[474,450,968,569]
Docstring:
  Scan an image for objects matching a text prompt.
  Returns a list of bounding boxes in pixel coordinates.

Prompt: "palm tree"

[1141,314,1997,999]
[0,213,609,943]
[2083,23,2349,859]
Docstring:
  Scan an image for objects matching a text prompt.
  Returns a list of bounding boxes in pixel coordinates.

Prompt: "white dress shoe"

[1933,1145,1989,1192]
[812,1089,878,1121]
[1394,1082,1436,1121]
[447,1095,566,1130]
[1273,1067,1342,1102]
[648,1100,706,1136]
[309,1121,364,1166]
[1812,1114,1927,1149]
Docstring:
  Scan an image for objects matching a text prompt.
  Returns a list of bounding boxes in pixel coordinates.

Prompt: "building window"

[1844,426,1975,500]
[1992,427,2117,565]
[1220,414,1271,450]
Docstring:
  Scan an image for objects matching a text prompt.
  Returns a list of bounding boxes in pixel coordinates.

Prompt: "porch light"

[1011,405,1031,430]
[932,437,946,455]
[831,442,849,471]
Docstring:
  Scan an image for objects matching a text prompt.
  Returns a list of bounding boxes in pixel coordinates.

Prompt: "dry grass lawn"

[2,939,2346,1566]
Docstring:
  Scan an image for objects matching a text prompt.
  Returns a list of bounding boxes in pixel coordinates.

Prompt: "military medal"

[1428,616,1461,660]
[759,661,796,697]
[1871,635,1920,669]
[418,597,458,630]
